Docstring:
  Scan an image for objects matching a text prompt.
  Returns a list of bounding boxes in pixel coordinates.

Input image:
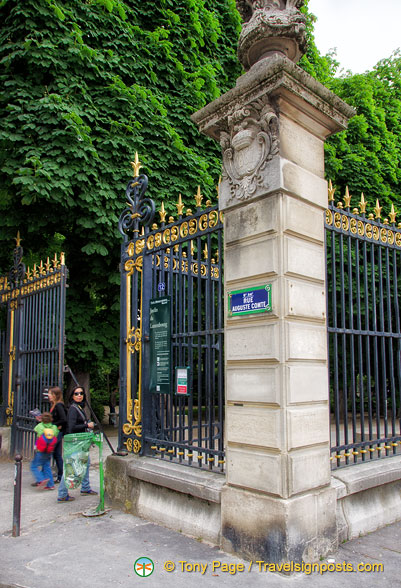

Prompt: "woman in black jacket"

[48,386,67,483]
[67,386,95,434]
[57,386,98,502]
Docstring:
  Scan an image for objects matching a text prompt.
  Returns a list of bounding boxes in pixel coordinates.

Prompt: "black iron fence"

[0,237,67,456]
[325,185,401,468]
[118,160,225,471]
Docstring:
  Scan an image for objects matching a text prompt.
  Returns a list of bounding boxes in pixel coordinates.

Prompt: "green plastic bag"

[63,432,93,490]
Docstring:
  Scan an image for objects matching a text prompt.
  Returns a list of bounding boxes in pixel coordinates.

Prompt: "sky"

[308,0,401,74]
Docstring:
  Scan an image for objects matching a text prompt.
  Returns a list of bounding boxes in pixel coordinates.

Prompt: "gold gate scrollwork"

[9,345,16,361]
[5,306,16,426]
[5,392,14,426]
[133,398,142,437]
[126,327,141,354]
[122,250,143,454]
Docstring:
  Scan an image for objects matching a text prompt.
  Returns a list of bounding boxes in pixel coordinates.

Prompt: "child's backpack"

[36,428,57,453]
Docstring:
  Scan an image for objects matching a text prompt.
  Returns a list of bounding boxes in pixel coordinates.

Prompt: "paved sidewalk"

[0,446,400,588]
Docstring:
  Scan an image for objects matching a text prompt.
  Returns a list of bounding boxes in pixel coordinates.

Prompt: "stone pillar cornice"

[193,56,354,211]
[191,55,355,141]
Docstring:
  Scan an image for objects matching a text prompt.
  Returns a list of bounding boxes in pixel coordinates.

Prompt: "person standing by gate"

[48,386,67,484]
[57,386,98,502]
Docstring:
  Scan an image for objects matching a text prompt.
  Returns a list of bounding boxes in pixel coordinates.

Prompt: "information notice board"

[149,296,171,394]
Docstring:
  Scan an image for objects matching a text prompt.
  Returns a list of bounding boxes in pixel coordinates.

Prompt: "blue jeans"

[57,456,91,499]
[31,451,54,487]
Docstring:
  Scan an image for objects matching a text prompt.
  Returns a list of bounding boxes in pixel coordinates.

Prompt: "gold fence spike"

[389,203,397,224]
[39,260,45,275]
[15,231,22,247]
[52,253,58,268]
[374,199,382,219]
[45,257,51,272]
[328,180,335,202]
[343,186,351,208]
[216,250,219,263]
[60,252,65,266]
[217,176,221,199]
[195,186,203,208]
[176,194,184,216]
[26,267,32,280]
[140,226,145,236]
[359,193,367,214]
[190,241,195,257]
[203,243,208,260]
[130,152,142,177]
[159,202,167,223]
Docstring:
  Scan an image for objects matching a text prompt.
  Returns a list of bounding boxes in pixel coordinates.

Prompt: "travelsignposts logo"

[134,557,154,577]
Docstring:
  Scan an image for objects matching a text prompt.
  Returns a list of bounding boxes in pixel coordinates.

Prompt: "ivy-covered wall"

[0,0,242,386]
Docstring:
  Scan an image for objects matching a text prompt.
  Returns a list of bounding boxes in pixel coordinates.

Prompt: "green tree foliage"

[324,55,401,214]
[0,0,242,383]
[301,0,401,215]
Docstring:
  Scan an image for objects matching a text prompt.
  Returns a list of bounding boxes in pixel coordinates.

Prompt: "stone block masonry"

[192,51,354,563]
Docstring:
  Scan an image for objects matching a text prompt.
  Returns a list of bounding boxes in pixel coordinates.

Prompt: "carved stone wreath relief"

[219,98,279,202]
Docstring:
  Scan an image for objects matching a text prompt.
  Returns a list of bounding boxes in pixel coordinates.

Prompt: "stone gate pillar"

[192,0,354,564]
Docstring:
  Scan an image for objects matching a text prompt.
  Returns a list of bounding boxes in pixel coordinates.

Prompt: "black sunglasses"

[73,391,83,396]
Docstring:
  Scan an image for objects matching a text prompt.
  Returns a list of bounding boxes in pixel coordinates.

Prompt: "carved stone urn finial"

[236,0,307,70]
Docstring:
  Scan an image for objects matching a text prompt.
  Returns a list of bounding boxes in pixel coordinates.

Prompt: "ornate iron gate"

[0,236,67,456]
[325,184,401,468]
[118,159,225,471]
